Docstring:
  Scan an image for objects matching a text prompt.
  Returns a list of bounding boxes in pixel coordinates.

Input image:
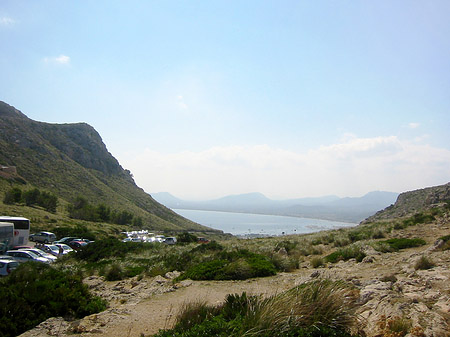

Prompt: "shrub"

[414,256,435,270]
[74,237,147,262]
[374,238,426,252]
[275,240,298,254]
[401,212,435,228]
[3,187,22,204]
[190,240,224,253]
[325,245,366,263]
[270,254,299,272]
[311,256,324,268]
[380,274,397,283]
[376,315,411,337]
[438,235,450,251]
[174,300,217,331]
[177,232,198,243]
[105,263,124,281]
[0,263,106,337]
[180,250,277,281]
[181,259,228,280]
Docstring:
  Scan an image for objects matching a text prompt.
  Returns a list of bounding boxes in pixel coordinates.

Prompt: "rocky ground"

[20,220,449,337]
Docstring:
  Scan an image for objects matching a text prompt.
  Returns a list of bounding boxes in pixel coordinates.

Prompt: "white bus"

[0,222,14,253]
[0,216,30,247]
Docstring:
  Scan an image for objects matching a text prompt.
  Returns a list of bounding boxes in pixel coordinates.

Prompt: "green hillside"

[0,101,219,234]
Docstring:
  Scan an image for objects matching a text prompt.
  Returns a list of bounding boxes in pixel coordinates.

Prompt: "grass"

[414,256,435,270]
[438,234,450,250]
[154,279,360,337]
[310,256,324,268]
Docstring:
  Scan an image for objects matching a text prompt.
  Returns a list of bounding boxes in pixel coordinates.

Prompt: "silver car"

[22,249,57,263]
[6,250,50,264]
[0,258,19,276]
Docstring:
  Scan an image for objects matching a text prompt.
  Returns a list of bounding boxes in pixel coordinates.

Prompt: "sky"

[1,1,449,200]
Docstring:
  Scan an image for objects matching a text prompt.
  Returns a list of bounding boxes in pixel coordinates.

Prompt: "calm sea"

[174,209,357,237]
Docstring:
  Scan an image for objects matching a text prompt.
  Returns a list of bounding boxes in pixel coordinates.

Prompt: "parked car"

[164,237,177,245]
[54,237,79,245]
[29,231,56,244]
[6,250,50,264]
[21,248,57,263]
[67,240,87,250]
[11,245,33,250]
[0,258,19,276]
[43,244,65,256]
[54,243,74,254]
[198,237,210,244]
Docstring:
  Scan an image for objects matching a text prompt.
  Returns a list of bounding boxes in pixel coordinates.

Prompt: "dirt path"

[81,272,305,337]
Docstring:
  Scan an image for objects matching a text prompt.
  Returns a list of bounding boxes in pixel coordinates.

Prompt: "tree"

[3,187,22,204]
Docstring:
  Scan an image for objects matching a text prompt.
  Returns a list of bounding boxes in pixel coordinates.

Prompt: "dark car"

[54,237,79,245]
[67,240,87,250]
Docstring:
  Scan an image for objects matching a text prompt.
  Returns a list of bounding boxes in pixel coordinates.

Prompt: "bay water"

[174,209,357,237]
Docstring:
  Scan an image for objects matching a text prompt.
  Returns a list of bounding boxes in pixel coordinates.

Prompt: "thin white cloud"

[43,55,71,65]
[119,136,450,200]
[408,122,420,129]
[177,95,188,110]
[0,16,15,26]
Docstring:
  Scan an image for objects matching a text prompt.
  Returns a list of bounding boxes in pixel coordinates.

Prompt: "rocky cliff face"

[364,183,450,223]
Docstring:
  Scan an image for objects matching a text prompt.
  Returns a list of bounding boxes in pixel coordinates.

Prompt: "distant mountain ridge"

[152,191,400,223]
[0,101,214,232]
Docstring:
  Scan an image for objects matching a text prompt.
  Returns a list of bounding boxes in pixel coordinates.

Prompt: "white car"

[0,258,19,276]
[43,244,62,256]
[22,249,57,263]
[54,243,74,254]
[6,250,50,264]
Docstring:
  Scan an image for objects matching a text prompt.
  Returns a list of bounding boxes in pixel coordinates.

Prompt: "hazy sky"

[1,1,449,200]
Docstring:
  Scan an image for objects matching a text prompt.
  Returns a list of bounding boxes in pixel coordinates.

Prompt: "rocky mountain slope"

[364,183,450,223]
[0,101,214,232]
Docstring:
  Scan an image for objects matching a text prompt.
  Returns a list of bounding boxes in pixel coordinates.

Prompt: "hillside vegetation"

[0,101,219,234]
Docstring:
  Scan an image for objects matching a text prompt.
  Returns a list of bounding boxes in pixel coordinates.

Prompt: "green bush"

[270,254,299,272]
[374,238,426,252]
[190,240,224,253]
[401,212,436,228]
[181,259,228,280]
[0,263,106,337]
[177,232,198,243]
[74,237,148,262]
[105,263,124,281]
[438,235,450,251]
[325,245,366,263]
[180,250,277,281]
